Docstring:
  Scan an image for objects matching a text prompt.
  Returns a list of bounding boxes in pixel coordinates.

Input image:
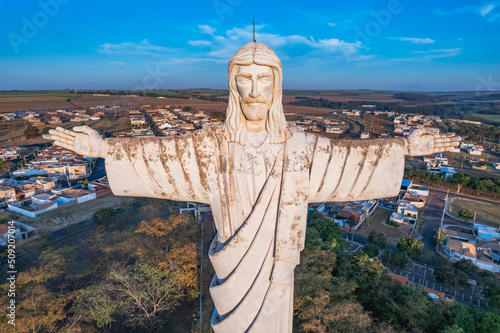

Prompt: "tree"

[397,237,424,257]
[24,125,39,138]
[346,215,357,232]
[298,292,372,333]
[381,249,412,270]
[459,209,474,220]
[368,231,388,248]
[434,228,446,244]
[41,127,51,135]
[453,259,478,276]
[110,263,185,329]
[92,207,118,225]
[306,211,344,253]
[70,283,117,330]
[77,180,89,189]
[337,253,389,290]
[434,267,469,288]
[362,243,379,258]
[441,324,465,333]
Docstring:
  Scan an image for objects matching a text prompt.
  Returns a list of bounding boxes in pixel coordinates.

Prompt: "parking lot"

[389,262,488,308]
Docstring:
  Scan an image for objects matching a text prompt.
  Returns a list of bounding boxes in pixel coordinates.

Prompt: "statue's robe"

[104,126,405,333]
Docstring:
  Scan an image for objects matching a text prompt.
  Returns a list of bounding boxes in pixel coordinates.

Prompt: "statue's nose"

[250,79,259,97]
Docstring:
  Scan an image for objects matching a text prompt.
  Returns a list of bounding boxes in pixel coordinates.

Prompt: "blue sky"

[1,0,500,91]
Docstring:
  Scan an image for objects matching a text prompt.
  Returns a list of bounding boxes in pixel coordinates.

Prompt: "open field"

[470,113,500,123]
[0,194,134,235]
[0,94,229,113]
[282,90,404,103]
[0,90,79,99]
[449,198,500,227]
[357,207,410,245]
[0,116,131,147]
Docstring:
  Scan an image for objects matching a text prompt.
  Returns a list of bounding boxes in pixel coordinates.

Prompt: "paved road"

[416,189,492,253]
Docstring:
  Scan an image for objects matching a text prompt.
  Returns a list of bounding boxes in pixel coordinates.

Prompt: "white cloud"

[108,61,126,66]
[435,3,499,21]
[199,25,216,35]
[480,4,495,16]
[188,24,362,60]
[98,39,175,55]
[188,40,212,47]
[328,22,337,27]
[403,48,462,61]
[390,37,435,45]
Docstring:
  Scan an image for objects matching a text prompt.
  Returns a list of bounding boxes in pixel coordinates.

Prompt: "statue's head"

[223,42,287,144]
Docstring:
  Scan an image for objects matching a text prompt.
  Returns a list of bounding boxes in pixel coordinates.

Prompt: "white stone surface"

[44,42,462,333]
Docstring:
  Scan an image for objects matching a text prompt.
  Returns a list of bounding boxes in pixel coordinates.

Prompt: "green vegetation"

[445,121,500,141]
[434,228,447,244]
[459,209,475,220]
[362,243,380,258]
[92,207,118,225]
[367,230,388,248]
[392,92,438,103]
[449,198,500,226]
[397,237,424,257]
[0,90,79,98]
[295,210,500,332]
[23,125,39,139]
[381,249,412,270]
[470,113,500,125]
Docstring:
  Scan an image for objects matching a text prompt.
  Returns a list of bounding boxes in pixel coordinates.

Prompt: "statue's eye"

[236,77,250,84]
[259,78,271,84]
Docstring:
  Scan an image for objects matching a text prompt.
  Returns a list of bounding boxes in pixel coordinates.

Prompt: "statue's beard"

[240,96,272,122]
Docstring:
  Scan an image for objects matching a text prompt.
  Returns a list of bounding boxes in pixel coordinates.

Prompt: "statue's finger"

[54,140,74,150]
[73,126,93,135]
[56,127,77,137]
[435,138,451,144]
[59,137,75,145]
[451,136,461,142]
[50,129,74,141]
[446,132,456,137]
[42,134,52,140]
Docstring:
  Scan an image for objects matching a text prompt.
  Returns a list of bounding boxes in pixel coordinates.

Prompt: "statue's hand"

[404,128,461,156]
[43,126,106,158]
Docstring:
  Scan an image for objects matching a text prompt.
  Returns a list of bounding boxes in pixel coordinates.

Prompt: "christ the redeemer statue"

[45,42,460,333]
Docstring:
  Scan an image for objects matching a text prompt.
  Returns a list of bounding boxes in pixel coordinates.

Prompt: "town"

[0,90,499,332]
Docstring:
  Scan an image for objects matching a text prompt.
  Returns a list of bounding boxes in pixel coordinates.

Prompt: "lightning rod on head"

[252,17,256,43]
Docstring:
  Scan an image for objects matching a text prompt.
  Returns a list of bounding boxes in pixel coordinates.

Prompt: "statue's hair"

[223,42,287,144]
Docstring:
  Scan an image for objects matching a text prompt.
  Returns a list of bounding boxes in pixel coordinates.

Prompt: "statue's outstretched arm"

[43,126,106,158]
[404,128,461,156]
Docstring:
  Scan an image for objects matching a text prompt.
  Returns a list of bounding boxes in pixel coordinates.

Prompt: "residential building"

[390,202,418,226]
[0,186,16,202]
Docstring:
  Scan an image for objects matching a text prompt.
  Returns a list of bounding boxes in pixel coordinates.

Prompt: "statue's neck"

[246,130,268,147]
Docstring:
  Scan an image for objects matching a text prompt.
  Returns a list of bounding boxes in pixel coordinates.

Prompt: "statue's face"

[235,64,273,122]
